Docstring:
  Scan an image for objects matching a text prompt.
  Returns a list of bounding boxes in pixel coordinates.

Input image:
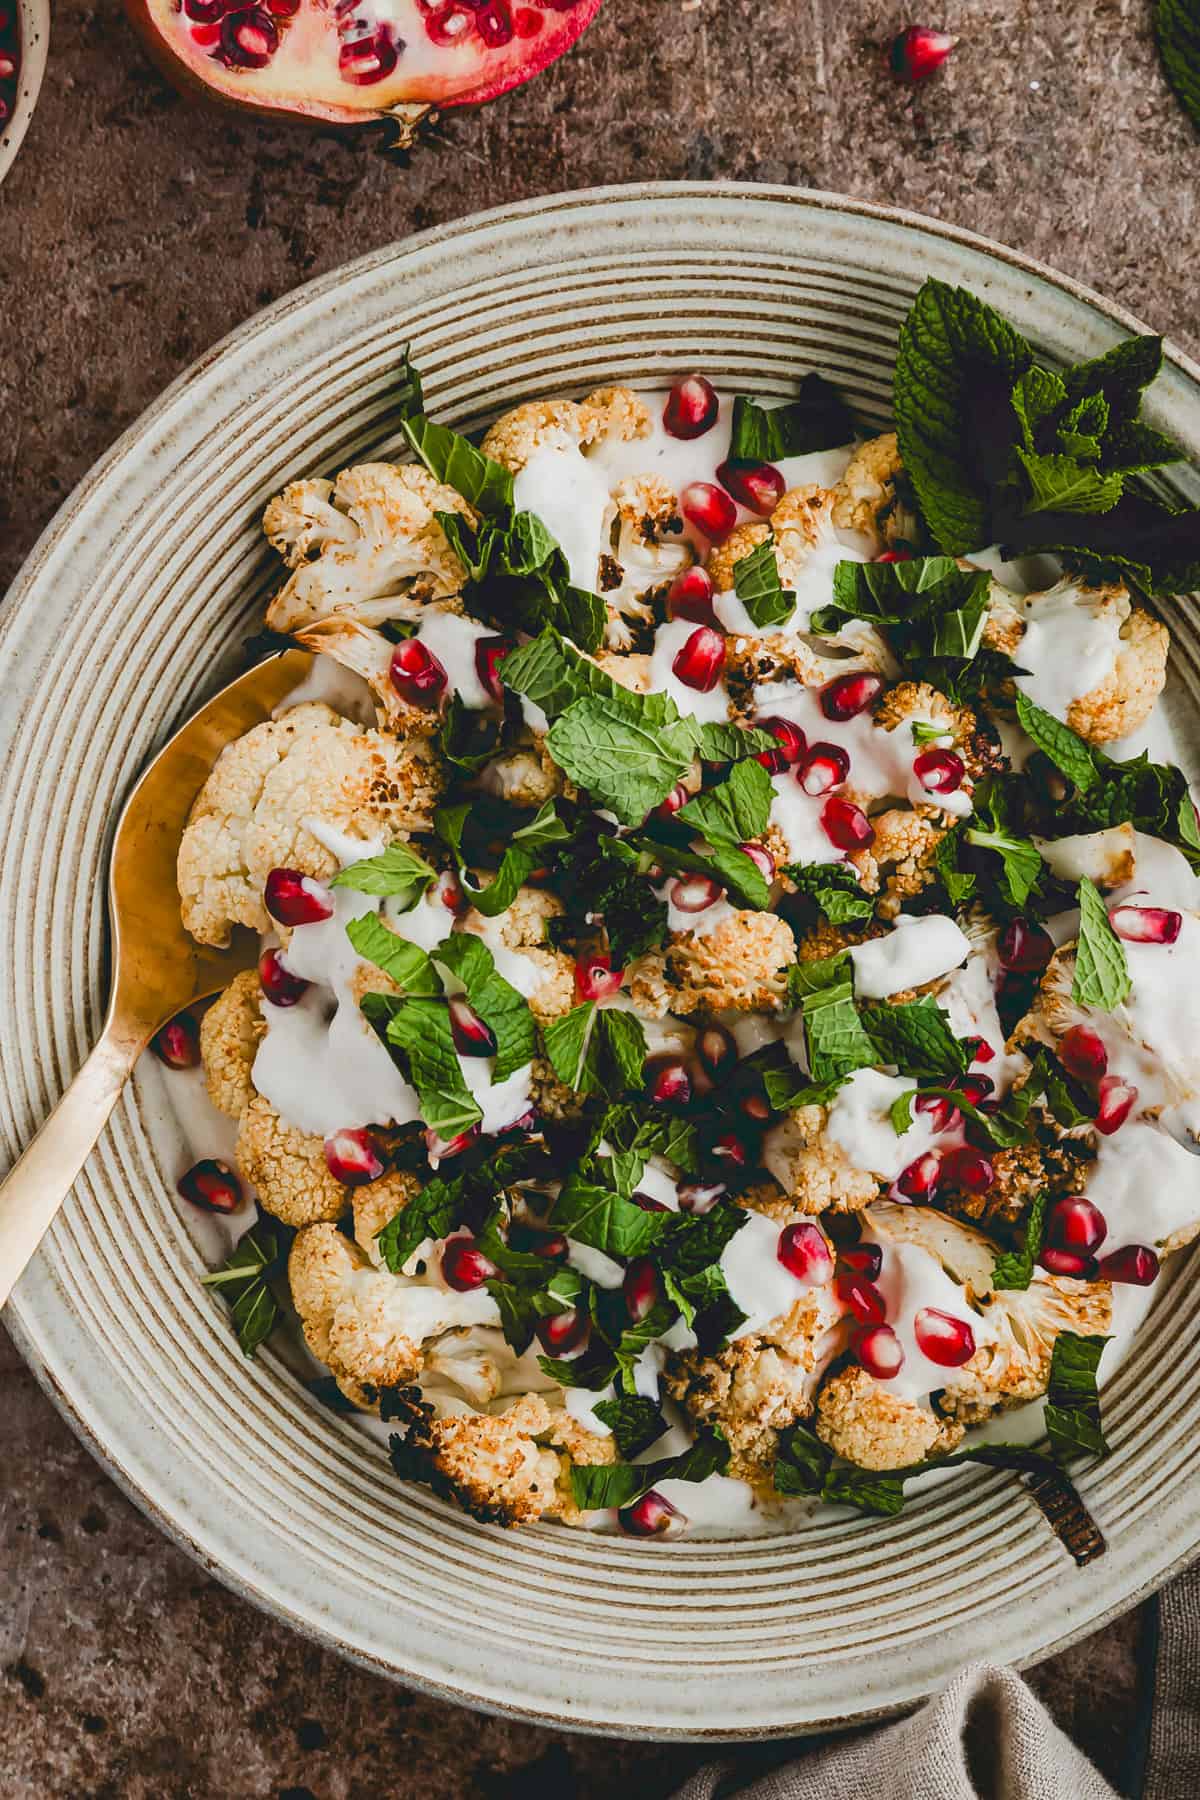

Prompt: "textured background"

[0,0,1195,1793]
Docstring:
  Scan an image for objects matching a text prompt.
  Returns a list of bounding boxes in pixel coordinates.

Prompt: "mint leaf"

[677,756,773,848]
[437,694,503,774]
[569,1426,730,1512]
[383,999,483,1140]
[346,913,442,997]
[728,377,856,461]
[553,834,668,965]
[964,825,1044,909]
[860,995,970,1081]
[1064,333,1167,435]
[499,627,618,720]
[552,1169,669,1260]
[732,536,795,628]
[431,933,535,1083]
[434,509,604,653]
[593,1395,667,1459]
[991,1191,1048,1291]
[803,970,878,1083]
[1044,746,1200,870]
[436,798,570,918]
[376,1175,465,1273]
[782,862,874,926]
[599,1008,647,1094]
[1016,451,1124,515]
[543,1000,600,1092]
[1014,691,1099,792]
[1045,1331,1111,1463]
[547,693,698,826]
[330,842,434,907]
[815,554,991,675]
[200,1222,283,1358]
[400,415,514,518]
[1073,877,1131,1010]
[894,278,1034,554]
[639,835,769,910]
[694,722,776,764]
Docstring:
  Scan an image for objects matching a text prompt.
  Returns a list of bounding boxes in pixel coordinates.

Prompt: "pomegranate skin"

[124,0,605,134]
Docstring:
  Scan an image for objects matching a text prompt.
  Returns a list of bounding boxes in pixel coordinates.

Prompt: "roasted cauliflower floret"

[384,1388,568,1526]
[288,605,471,739]
[1068,602,1169,744]
[481,387,651,474]
[352,1171,424,1269]
[290,1222,424,1396]
[761,1107,880,1214]
[939,1138,1094,1233]
[460,888,576,1024]
[178,702,441,947]
[852,806,947,912]
[237,1094,352,1226]
[816,1365,964,1471]
[593,650,653,694]
[940,1273,1113,1426]
[1004,579,1168,744]
[199,970,264,1119]
[479,741,565,808]
[628,910,796,1016]
[264,462,475,634]
[832,432,918,547]
[601,476,692,649]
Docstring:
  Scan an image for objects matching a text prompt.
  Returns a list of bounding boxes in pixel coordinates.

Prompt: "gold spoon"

[0,648,314,1310]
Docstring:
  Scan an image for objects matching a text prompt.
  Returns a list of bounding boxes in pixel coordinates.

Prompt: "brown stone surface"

[1,0,1194,1793]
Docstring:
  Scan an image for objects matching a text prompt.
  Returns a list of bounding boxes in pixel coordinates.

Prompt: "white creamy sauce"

[768,768,842,866]
[1089,911,1200,1139]
[869,1239,995,1404]
[273,651,378,726]
[655,873,737,940]
[654,1472,761,1531]
[648,617,732,724]
[719,1209,836,1341]
[1033,825,1137,890]
[512,443,611,592]
[1013,581,1122,721]
[825,1068,942,1181]
[713,526,872,640]
[1113,832,1200,914]
[459,908,544,999]
[937,946,1027,1087]
[634,1160,682,1210]
[1086,1121,1200,1254]
[414,609,496,710]
[848,914,970,999]
[566,1239,625,1289]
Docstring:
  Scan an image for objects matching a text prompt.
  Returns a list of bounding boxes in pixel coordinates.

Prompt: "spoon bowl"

[0,647,313,1309]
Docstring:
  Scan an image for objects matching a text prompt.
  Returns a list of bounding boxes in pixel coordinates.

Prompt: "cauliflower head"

[481,387,651,474]
[600,476,692,650]
[832,432,918,547]
[628,911,797,1017]
[237,1094,353,1226]
[178,702,442,947]
[199,969,264,1119]
[816,1365,964,1471]
[761,1107,881,1214]
[383,1388,570,1526]
[1005,579,1168,745]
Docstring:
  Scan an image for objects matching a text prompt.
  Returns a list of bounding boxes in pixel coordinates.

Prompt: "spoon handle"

[0,1031,138,1311]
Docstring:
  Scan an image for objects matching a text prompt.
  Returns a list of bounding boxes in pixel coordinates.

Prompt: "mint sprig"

[347,913,442,998]
[569,1427,730,1512]
[432,933,535,1083]
[1073,877,1131,1011]
[330,842,435,908]
[201,1223,284,1358]
[542,1000,647,1099]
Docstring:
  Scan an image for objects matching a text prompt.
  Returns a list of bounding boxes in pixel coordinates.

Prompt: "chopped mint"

[331,841,434,908]
[542,1000,647,1099]
[727,376,856,461]
[991,1192,1049,1292]
[593,1394,667,1459]
[1045,1331,1111,1464]
[435,798,570,917]
[732,536,795,629]
[347,914,442,998]
[400,414,514,518]
[569,1427,730,1512]
[1073,877,1131,1011]
[200,1223,284,1358]
[431,933,535,1083]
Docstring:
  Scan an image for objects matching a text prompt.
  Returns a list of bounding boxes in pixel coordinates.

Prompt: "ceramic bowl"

[4,186,1200,1738]
[0,0,49,187]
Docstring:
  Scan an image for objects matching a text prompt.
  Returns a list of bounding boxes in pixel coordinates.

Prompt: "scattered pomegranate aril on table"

[618,1490,685,1537]
[1108,904,1182,945]
[913,1307,975,1367]
[820,670,883,720]
[855,1323,904,1379]
[125,0,604,147]
[442,1235,499,1291]
[178,1158,242,1213]
[716,459,786,516]
[889,24,957,82]
[151,1013,202,1069]
[264,867,334,926]
[777,1222,833,1285]
[667,565,717,626]
[258,947,310,1007]
[1097,1244,1160,1286]
[680,482,738,544]
[323,1127,386,1185]
[663,374,719,440]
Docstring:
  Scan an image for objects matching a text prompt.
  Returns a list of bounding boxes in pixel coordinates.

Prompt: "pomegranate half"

[126,0,605,144]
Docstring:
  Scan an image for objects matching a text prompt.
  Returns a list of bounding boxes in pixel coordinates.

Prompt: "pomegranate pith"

[126,0,605,137]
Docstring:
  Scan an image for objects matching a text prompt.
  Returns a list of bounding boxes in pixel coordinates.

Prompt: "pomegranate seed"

[178,1158,242,1214]
[996,918,1054,974]
[663,375,719,440]
[914,1092,961,1133]
[323,1127,385,1186]
[680,482,738,544]
[618,1491,685,1537]
[623,1257,662,1323]
[536,1307,590,1354]
[339,23,399,80]
[914,1308,976,1367]
[696,1026,737,1079]
[1038,1246,1098,1279]
[1046,1196,1107,1255]
[821,797,875,851]
[1095,1075,1138,1135]
[875,548,914,563]
[839,1243,883,1279]
[264,867,333,927]
[710,1131,749,1167]
[631,1190,671,1213]
[575,952,624,1002]
[514,6,541,35]
[820,671,884,721]
[666,565,717,626]
[476,1,515,47]
[671,624,726,692]
[151,1014,201,1070]
[895,1151,941,1199]
[442,1236,498,1291]
[913,747,965,795]
[835,1271,887,1324]
[390,638,448,707]
[1098,1244,1160,1285]
[645,1055,692,1106]
[655,781,691,819]
[798,742,850,795]
[940,1146,995,1194]
[1108,905,1182,945]
[509,1223,569,1260]
[437,871,465,913]
[1060,1025,1108,1083]
[424,3,474,45]
[890,25,957,82]
[676,1181,726,1214]
[183,0,225,18]
[474,636,511,704]
[740,1091,772,1123]
[959,1073,995,1105]
[258,947,309,1008]
[754,715,807,773]
[425,1124,480,1161]
[965,1036,996,1065]
[739,841,776,882]
[855,1323,905,1379]
[777,1223,834,1285]
[669,873,724,913]
[716,459,786,516]
[220,7,278,66]
[448,996,497,1057]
